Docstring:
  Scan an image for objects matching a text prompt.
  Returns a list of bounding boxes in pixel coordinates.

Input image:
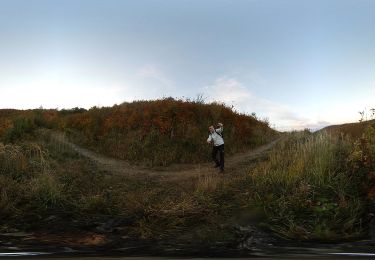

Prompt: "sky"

[1,0,375,131]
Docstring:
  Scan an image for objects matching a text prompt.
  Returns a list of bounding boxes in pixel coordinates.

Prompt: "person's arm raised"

[216,123,223,133]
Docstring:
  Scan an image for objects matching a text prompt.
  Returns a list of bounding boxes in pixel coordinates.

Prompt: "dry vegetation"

[0,99,375,247]
[0,98,277,167]
[323,119,375,139]
[59,98,276,166]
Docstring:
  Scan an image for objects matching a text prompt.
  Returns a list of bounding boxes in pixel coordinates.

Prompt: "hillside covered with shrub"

[0,98,278,166]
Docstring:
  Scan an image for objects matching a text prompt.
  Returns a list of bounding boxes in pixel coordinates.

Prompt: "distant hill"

[322,119,375,139]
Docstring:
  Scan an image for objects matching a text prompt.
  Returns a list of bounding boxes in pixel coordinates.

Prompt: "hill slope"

[322,119,375,139]
[10,98,277,166]
[0,98,278,166]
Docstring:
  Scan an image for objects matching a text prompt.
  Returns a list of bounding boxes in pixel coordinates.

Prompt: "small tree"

[359,111,365,122]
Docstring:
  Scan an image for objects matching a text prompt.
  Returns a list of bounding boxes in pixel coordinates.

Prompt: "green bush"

[3,116,37,143]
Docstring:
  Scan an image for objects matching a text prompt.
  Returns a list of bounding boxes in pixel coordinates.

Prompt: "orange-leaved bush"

[59,98,278,166]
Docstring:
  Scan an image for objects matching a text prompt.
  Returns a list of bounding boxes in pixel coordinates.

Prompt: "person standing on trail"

[207,122,224,173]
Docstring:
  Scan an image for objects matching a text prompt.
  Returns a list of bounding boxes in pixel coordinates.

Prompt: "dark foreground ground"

[1,242,375,259]
[0,256,374,259]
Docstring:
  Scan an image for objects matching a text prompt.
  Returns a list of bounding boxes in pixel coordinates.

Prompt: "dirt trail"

[49,131,280,179]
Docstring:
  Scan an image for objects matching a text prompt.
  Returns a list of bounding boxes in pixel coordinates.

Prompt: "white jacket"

[207,126,224,146]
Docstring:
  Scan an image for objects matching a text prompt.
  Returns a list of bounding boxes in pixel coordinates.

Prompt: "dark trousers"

[212,144,224,170]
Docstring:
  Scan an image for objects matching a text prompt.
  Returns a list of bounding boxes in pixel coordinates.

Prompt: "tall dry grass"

[0,141,55,221]
[247,131,364,240]
[1,122,373,244]
[0,142,48,178]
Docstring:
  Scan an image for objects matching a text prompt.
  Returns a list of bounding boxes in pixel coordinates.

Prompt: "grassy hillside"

[1,125,375,245]
[61,98,278,166]
[0,98,278,166]
[0,100,280,249]
[322,119,375,139]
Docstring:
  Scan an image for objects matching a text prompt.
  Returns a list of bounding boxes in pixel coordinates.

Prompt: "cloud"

[136,65,173,87]
[204,77,332,131]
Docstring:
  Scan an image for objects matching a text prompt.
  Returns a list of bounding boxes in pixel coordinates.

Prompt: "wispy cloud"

[204,77,332,131]
[136,65,173,87]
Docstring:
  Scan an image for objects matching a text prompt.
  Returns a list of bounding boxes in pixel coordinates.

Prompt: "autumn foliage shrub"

[3,116,37,143]
[0,109,61,144]
[59,98,277,166]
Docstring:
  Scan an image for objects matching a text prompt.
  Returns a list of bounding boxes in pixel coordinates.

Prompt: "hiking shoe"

[214,164,220,168]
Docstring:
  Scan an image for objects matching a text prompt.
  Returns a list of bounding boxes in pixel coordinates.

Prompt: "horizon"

[1,0,375,131]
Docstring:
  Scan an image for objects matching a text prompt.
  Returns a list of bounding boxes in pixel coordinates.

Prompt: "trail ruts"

[48,131,281,180]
